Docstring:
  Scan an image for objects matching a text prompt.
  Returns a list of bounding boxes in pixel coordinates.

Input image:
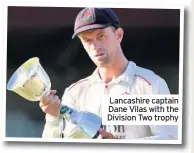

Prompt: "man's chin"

[96,62,110,68]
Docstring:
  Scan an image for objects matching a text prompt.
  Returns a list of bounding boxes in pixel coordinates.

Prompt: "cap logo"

[79,9,94,23]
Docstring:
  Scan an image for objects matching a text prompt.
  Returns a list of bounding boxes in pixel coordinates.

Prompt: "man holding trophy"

[39,7,178,139]
[7,7,178,139]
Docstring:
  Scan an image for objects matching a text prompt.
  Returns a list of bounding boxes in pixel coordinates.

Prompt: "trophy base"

[67,124,103,139]
[60,106,103,139]
[78,112,102,138]
[92,124,103,139]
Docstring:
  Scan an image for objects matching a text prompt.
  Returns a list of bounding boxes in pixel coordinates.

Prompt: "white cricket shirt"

[42,61,178,140]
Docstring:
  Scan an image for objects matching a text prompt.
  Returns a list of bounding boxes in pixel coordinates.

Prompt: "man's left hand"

[98,128,118,139]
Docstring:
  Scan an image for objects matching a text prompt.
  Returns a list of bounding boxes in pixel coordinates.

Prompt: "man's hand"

[39,90,62,117]
[98,128,118,139]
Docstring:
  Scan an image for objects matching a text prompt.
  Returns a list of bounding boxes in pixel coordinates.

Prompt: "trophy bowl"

[7,57,51,102]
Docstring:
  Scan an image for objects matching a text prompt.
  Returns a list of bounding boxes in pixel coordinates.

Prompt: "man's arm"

[41,90,62,138]
[41,88,77,138]
[41,114,62,138]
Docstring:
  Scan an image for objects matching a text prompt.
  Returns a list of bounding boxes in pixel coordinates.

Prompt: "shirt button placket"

[105,84,108,95]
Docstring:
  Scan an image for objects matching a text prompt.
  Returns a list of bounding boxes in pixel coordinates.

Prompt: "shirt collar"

[89,61,136,86]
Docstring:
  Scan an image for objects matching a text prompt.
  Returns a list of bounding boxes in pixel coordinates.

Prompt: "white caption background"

[101,95,182,125]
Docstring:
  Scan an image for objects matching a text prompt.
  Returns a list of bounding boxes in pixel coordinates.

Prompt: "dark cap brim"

[72,23,112,39]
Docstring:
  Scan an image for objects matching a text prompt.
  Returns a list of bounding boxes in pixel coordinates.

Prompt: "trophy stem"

[39,90,50,101]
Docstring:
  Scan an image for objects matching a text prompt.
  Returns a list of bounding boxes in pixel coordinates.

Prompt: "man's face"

[78,27,123,67]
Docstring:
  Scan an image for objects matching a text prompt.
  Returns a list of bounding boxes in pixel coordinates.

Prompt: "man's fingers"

[40,90,57,103]
[98,128,113,138]
[50,90,57,95]
[38,89,61,117]
[39,100,49,107]
[40,95,54,107]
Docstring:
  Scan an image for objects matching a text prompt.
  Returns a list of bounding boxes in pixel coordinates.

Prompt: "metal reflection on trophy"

[7,57,102,139]
[7,57,51,101]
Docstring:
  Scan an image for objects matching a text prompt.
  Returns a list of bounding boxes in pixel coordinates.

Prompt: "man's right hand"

[39,90,62,117]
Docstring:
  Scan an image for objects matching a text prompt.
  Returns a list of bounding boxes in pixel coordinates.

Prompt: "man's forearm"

[42,114,62,138]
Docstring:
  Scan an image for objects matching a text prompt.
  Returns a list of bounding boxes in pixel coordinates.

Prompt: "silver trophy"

[7,57,102,139]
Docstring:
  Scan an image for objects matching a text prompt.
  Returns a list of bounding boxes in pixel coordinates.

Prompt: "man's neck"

[98,57,129,84]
